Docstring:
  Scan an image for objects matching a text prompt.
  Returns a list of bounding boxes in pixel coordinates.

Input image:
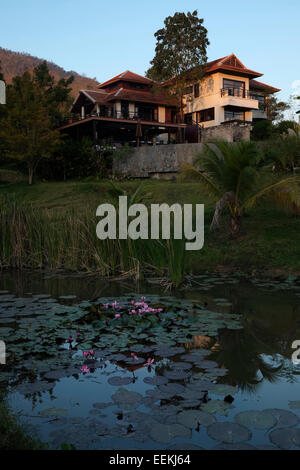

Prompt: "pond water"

[1,270,300,450]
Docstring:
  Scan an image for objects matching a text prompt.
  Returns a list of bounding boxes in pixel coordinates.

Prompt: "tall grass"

[0,197,188,285]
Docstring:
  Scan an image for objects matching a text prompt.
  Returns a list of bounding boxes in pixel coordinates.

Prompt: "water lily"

[83,351,89,358]
[115,313,121,318]
[80,365,90,374]
[104,303,109,309]
[146,358,154,366]
[131,353,139,361]
[89,349,95,356]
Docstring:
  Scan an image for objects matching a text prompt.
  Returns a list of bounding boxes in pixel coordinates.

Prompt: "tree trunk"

[210,191,235,231]
[28,166,33,185]
[230,214,241,237]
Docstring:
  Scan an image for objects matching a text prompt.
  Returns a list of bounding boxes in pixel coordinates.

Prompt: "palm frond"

[179,162,222,201]
[243,175,300,211]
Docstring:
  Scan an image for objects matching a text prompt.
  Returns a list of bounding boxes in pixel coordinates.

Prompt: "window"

[194,83,200,98]
[224,109,245,121]
[223,78,245,89]
[184,85,193,95]
[196,107,215,122]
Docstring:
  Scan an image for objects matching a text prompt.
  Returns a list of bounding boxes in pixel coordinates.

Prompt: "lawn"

[1,179,300,275]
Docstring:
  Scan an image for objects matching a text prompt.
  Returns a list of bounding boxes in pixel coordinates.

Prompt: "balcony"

[220,88,259,110]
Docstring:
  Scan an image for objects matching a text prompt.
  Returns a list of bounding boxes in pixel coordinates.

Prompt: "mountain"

[0,47,99,97]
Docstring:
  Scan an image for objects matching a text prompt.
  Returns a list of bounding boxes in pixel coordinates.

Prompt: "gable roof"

[204,54,262,79]
[98,70,153,89]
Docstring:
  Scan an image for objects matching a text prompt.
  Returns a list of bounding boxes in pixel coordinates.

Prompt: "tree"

[0,62,73,184]
[296,96,300,115]
[0,71,61,184]
[266,95,290,122]
[181,141,300,236]
[146,10,209,122]
[251,120,274,141]
[33,61,74,127]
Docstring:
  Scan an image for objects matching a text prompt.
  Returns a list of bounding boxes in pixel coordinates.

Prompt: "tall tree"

[146,10,209,122]
[266,95,290,122]
[0,69,64,184]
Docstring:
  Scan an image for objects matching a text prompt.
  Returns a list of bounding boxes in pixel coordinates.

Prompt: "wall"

[113,143,202,178]
[113,122,251,178]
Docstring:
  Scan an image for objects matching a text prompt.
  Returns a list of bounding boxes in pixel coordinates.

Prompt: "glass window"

[194,83,200,98]
[223,79,245,89]
[224,109,245,121]
[196,108,215,122]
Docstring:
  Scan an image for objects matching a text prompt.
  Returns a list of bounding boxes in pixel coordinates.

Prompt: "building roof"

[204,54,262,78]
[98,70,153,89]
[249,79,280,93]
[105,88,177,106]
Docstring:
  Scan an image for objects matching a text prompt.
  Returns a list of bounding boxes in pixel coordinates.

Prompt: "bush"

[251,120,274,141]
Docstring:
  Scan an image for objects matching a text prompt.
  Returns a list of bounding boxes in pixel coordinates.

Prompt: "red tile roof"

[204,54,262,78]
[105,88,177,106]
[98,70,153,89]
[249,79,280,93]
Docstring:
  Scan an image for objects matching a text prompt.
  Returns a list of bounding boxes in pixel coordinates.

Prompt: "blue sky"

[1,0,299,114]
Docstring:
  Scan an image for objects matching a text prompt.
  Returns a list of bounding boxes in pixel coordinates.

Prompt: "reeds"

[0,197,188,285]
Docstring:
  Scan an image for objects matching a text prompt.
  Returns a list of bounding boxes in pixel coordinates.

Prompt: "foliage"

[0,62,73,184]
[0,397,45,450]
[146,10,209,121]
[38,137,112,181]
[251,120,274,141]
[180,141,300,235]
[274,120,299,135]
[266,95,290,122]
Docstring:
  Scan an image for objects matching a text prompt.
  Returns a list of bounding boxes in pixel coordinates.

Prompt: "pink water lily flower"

[81,365,90,374]
[131,353,139,361]
[115,313,121,318]
[89,350,95,356]
[146,358,155,366]
[104,303,109,309]
[83,351,89,358]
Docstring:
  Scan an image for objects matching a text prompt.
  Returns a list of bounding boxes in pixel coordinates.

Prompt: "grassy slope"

[1,179,300,274]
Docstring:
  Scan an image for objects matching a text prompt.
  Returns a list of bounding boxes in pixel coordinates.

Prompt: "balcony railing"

[220,88,257,99]
[66,109,181,125]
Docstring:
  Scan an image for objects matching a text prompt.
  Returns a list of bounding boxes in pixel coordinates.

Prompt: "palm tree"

[181,141,300,236]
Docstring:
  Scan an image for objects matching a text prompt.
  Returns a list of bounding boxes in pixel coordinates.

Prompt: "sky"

[1,0,299,116]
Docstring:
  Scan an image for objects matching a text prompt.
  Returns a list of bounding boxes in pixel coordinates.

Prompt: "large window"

[194,83,200,98]
[196,107,215,122]
[223,78,245,89]
[224,109,245,121]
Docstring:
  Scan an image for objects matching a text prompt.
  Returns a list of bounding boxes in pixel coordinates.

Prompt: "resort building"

[183,54,280,128]
[61,54,279,145]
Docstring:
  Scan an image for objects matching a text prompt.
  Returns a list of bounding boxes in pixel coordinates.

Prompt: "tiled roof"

[162,54,263,86]
[249,79,280,93]
[106,88,177,106]
[98,70,153,89]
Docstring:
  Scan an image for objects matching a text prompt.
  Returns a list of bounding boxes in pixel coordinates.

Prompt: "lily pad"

[269,427,300,449]
[143,376,168,386]
[202,399,234,416]
[207,422,252,444]
[177,410,216,428]
[108,376,133,386]
[112,388,143,410]
[234,410,277,430]
[39,407,68,418]
[149,422,191,443]
[264,408,299,427]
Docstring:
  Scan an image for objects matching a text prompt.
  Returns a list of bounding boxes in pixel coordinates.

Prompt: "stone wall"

[201,121,251,143]
[112,122,251,178]
[113,143,203,178]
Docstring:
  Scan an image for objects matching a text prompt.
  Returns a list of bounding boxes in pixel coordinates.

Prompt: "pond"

[1,270,300,450]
